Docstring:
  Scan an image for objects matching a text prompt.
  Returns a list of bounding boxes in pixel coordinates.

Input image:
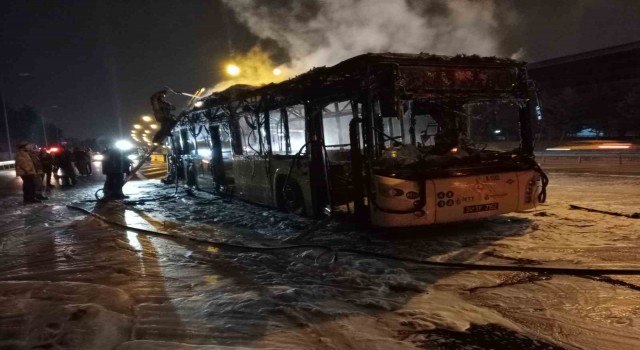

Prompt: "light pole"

[40,106,59,147]
[40,112,48,147]
[0,75,12,159]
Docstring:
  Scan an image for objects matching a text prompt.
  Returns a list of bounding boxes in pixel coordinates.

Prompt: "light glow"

[194,101,204,108]
[133,124,142,129]
[273,68,282,75]
[142,116,153,122]
[197,148,212,158]
[546,148,571,151]
[150,124,158,129]
[115,140,134,151]
[226,64,240,76]
[597,144,631,149]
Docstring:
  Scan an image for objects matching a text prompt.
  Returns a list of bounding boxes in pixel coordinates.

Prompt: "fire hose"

[67,204,640,276]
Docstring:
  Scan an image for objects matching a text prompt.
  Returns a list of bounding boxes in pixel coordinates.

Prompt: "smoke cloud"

[221,0,519,75]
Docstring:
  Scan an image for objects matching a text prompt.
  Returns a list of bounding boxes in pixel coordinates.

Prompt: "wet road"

[1,168,640,349]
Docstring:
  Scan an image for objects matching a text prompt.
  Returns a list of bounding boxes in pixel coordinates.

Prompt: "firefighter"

[101,147,131,200]
[150,90,178,144]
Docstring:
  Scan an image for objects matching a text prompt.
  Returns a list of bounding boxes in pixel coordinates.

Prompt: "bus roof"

[189,53,526,114]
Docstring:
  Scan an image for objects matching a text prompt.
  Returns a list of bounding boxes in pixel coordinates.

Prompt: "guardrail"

[0,160,15,170]
[535,151,640,165]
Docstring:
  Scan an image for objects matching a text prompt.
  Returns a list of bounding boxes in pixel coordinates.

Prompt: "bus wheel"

[280,181,304,215]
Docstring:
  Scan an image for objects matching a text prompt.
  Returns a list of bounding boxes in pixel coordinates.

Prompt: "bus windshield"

[374,97,530,177]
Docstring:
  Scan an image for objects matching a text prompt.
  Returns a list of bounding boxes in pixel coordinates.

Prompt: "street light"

[226,64,240,76]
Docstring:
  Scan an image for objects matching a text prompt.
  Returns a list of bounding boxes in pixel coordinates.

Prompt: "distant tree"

[617,84,640,137]
[0,105,65,148]
[9,106,42,145]
[580,87,622,137]
[540,88,583,140]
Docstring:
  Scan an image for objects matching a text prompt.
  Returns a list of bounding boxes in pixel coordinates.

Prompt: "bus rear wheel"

[279,180,304,215]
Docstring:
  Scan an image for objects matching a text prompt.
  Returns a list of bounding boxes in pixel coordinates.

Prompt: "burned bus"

[167,53,547,227]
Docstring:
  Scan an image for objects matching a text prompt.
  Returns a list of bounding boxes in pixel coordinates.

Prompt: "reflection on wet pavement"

[0,172,640,348]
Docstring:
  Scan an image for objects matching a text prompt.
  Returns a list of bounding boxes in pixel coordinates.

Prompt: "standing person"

[73,147,87,176]
[84,147,93,175]
[15,142,40,204]
[150,90,178,144]
[55,145,76,186]
[28,147,48,200]
[101,147,131,200]
[38,148,54,188]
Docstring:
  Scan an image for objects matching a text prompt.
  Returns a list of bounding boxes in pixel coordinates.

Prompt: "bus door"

[206,123,230,191]
[269,105,312,215]
[321,101,357,210]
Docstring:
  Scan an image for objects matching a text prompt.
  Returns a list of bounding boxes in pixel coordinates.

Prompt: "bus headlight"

[405,191,419,199]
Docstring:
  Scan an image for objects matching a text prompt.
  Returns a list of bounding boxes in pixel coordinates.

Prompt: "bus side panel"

[431,172,520,224]
[232,158,273,206]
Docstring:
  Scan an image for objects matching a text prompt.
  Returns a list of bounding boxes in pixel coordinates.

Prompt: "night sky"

[1,0,639,140]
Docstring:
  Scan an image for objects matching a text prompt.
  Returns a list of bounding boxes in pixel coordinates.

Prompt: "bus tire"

[278,179,305,215]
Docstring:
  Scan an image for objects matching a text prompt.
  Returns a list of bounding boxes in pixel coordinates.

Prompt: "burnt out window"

[322,101,352,149]
[286,105,306,154]
[268,109,288,155]
[465,100,523,151]
[401,99,524,154]
[374,100,403,149]
[237,112,266,156]
[219,124,233,159]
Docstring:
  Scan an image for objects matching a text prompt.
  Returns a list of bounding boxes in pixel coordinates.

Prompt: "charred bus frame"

[170,53,545,226]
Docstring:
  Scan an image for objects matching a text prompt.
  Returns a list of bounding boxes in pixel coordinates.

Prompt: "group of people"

[14,141,94,204]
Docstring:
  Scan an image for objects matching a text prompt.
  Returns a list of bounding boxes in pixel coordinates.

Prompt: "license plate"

[463,203,499,214]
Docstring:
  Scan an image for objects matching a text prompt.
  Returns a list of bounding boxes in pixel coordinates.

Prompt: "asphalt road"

[1,165,640,349]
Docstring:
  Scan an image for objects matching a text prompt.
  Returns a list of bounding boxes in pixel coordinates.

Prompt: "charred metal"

[163,53,546,226]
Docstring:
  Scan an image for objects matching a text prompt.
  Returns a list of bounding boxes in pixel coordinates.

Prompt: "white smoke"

[222,0,518,74]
